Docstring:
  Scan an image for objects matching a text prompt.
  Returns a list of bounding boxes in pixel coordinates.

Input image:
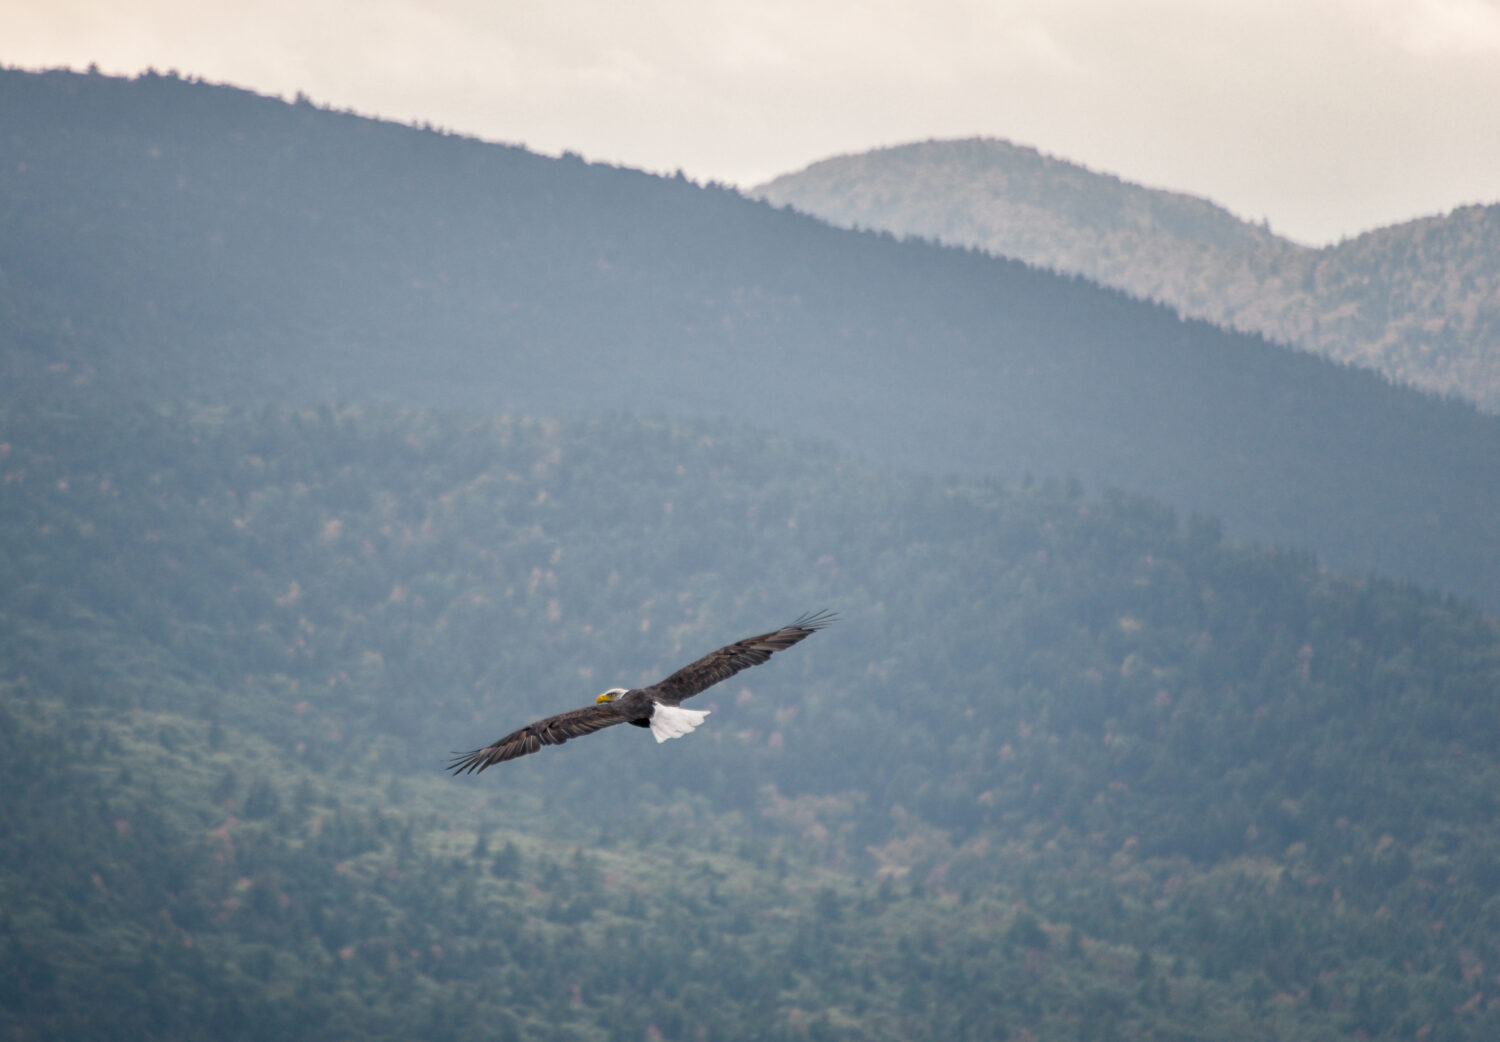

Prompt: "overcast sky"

[6,0,1499,244]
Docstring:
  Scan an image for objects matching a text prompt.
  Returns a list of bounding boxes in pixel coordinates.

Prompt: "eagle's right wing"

[649,609,836,703]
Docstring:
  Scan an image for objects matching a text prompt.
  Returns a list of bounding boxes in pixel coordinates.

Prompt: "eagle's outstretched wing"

[448,704,628,774]
[648,609,836,703]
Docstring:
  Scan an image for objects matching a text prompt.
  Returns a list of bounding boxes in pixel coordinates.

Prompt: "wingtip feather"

[447,750,485,775]
[791,608,837,631]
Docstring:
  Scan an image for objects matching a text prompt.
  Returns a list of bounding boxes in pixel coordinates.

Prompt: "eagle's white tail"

[649,703,710,743]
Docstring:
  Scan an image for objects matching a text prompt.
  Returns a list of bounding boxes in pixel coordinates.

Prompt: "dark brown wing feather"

[448,704,628,774]
[649,609,836,704]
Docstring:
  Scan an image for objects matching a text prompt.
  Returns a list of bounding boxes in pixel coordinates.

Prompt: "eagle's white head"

[595,687,629,704]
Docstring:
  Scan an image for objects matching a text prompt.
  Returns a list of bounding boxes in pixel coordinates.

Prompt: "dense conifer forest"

[4,400,1499,1040]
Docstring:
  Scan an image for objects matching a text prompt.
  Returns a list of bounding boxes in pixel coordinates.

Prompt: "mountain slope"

[3,68,1499,610]
[4,400,1500,1039]
[754,138,1500,411]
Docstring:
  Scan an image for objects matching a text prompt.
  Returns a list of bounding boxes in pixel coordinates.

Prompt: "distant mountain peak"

[756,138,1500,412]
[758,137,1290,255]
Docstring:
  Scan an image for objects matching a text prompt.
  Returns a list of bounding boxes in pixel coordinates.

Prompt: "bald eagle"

[448,610,834,773]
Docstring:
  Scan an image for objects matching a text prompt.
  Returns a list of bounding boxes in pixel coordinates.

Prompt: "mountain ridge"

[4,68,1500,610]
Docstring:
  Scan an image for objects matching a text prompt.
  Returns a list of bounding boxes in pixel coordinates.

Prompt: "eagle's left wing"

[448,703,627,773]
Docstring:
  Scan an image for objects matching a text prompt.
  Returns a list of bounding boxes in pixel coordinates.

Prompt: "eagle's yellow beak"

[595,691,615,704]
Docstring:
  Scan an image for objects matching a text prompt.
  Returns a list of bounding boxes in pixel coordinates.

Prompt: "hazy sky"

[6,0,1499,244]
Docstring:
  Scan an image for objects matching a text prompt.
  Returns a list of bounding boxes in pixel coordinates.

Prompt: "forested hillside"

[4,68,1500,608]
[4,400,1500,1039]
[755,138,1500,412]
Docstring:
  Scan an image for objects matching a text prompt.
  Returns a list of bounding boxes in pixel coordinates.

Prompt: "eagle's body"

[448,610,834,774]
